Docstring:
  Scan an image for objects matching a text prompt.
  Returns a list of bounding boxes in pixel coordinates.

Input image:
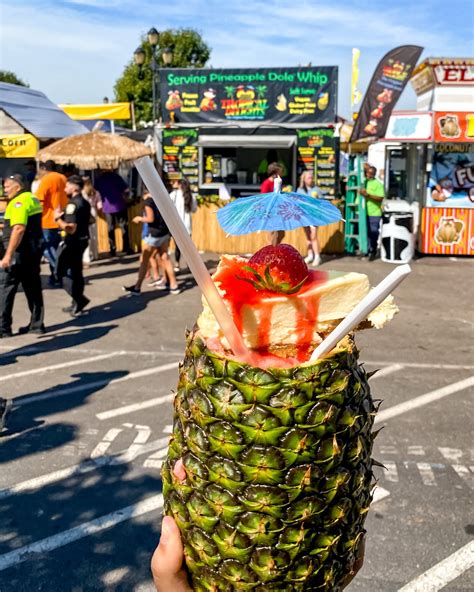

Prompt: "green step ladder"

[344,155,369,255]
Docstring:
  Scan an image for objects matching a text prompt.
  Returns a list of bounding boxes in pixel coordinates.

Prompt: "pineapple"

[162,329,376,591]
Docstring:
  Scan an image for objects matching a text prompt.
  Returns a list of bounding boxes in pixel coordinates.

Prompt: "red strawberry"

[240,244,309,294]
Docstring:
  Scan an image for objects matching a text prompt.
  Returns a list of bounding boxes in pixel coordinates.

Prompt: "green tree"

[0,70,29,87]
[114,28,211,126]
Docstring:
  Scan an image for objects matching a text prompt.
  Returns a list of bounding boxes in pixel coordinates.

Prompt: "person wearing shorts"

[122,191,180,295]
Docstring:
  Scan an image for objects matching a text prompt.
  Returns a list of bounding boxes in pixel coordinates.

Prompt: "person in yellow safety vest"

[0,174,45,337]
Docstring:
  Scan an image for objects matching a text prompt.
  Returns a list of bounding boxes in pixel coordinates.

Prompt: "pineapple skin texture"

[162,331,376,591]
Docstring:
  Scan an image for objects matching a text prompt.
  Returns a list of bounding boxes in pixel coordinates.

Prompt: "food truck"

[157,66,343,254]
[378,58,474,256]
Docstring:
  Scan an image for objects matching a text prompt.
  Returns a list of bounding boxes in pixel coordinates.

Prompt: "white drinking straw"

[309,264,412,361]
[134,157,250,360]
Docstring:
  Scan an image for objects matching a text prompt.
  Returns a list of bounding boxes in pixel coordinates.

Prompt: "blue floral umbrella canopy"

[217,178,342,235]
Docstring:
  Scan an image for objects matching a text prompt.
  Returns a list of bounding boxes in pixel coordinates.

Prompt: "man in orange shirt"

[36,160,68,285]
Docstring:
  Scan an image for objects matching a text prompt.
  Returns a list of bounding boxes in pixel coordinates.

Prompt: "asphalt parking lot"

[0,253,473,591]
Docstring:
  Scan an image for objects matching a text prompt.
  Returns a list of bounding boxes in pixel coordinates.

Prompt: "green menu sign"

[297,129,339,197]
[160,66,338,124]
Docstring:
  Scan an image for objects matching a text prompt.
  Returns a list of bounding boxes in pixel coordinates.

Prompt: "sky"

[1,0,473,119]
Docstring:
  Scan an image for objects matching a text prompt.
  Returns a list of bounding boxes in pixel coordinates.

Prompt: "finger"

[173,458,186,482]
[151,516,191,592]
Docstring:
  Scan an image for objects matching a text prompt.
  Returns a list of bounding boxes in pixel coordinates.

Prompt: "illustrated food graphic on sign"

[364,119,379,135]
[438,115,461,138]
[435,217,464,244]
[371,104,384,118]
[376,88,393,103]
[306,135,324,147]
[235,85,256,100]
[199,89,217,111]
[317,92,329,110]
[275,93,287,111]
[165,90,183,110]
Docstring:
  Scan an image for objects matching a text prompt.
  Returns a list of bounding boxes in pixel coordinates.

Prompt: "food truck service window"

[197,135,296,197]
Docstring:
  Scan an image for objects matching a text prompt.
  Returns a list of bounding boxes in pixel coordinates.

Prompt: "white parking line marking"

[407,446,425,456]
[143,447,169,469]
[438,447,463,463]
[0,344,183,357]
[382,461,399,483]
[368,361,474,370]
[371,363,404,379]
[379,445,398,455]
[15,362,179,407]
[127,425,152,457]
[0,437,170,500]
[372,486,390,503]
[90,428,123,459]
[96,392,175,421]
[451,465,474,490]
[133,425,152,444]
[397,540,474,591]
[374,376,474,424]
[415,462,437,487]
[0,352,125,382]
[0,494,164,572]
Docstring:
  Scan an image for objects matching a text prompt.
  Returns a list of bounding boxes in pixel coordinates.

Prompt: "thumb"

[151,515,192,592]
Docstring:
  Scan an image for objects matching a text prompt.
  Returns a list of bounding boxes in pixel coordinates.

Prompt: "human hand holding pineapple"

[152,459,365,591]
[152,460,191,592]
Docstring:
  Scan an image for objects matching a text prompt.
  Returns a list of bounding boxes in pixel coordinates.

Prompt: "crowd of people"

[0,160,199,340]
[0,157,385,338]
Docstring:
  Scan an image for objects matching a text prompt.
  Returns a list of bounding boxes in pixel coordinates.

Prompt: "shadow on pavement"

[45,279,197,335]
[0,460,163,591]
[0,325,119,367]
[86,267,141,283]
[1,370,128,462]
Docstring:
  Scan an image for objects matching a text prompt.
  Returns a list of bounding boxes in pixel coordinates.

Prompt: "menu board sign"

[160,67,338,124]
[162,129,199,191]
[297,129,338,196]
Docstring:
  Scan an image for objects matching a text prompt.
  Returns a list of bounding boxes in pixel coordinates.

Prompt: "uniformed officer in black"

[55,175,91,316]
[0,173,45,337]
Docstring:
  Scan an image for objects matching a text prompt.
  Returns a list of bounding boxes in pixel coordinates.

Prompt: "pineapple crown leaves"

[237,265,308,295]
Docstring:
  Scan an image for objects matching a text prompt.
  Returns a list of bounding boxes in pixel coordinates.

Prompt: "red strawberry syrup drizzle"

[211,258,329,368]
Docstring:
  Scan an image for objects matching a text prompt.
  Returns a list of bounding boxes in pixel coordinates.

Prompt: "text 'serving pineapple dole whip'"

[162,243,399,591]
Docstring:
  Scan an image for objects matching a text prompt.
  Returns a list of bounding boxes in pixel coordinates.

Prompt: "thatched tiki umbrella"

[36,131,153,169]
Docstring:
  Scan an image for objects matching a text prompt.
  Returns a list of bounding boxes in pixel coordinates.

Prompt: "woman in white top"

[169,177,197,271]
[298,170,324,266]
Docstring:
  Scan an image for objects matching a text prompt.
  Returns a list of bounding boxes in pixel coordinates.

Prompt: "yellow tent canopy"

[59,103,131,121]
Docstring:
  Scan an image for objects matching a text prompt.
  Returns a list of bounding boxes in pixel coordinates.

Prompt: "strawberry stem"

[237,264,308,295]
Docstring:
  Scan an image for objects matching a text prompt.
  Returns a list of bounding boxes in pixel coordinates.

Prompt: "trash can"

[381,211,415,264]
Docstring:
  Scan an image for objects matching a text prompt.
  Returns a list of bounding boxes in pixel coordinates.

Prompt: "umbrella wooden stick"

[134,157,251,361]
